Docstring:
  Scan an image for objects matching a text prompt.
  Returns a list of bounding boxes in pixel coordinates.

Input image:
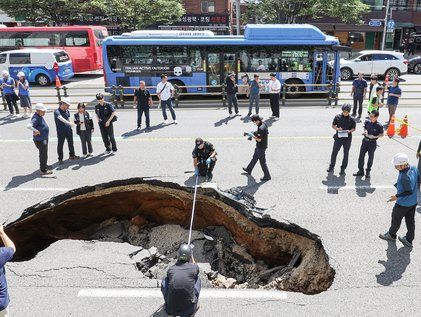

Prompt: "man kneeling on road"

[193,138,217,182]
[161,244,201,317]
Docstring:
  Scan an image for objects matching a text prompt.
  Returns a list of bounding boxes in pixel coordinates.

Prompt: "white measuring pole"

[187,174,199,246]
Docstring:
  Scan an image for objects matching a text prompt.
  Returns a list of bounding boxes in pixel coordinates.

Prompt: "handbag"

[12,92,20,101]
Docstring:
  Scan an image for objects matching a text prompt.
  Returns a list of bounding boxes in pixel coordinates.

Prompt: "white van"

[0,48,74,86]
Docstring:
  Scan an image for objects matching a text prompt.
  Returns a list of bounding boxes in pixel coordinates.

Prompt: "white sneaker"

[174,120,178,124]
[229,113,234,117]
[163,120,168,124]
[137,127,141,131]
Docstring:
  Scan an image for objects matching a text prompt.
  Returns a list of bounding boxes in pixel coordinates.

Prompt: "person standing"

[268,73,281,119]
[16,71,31,118]
[27,103,52,175]
[161,244,201,317]
[379,153,420,248]
[367,86,384,115]
[351,72,367,119]
[95,93,118,154]
[192,138,217,182]
[408,40,416,56]
[368,74,380,101]
[0,70,19,116]
[54,98,78,164]
[417,140,421,206]
[0,224,16,317]
[247,74,261,116]
[327,104,356,175]
[226,72,239,117]
[133,81,152,130]
[242,114,271,181]
[156,74,177,124]
[74,103,94,158]
[353,110,384,178]
[386,78,402,125]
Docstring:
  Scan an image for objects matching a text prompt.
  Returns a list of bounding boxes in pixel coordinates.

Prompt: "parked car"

[338,50,408,80]
[409,32,421,44]
[0,48,74,86]
[408,55,421,74]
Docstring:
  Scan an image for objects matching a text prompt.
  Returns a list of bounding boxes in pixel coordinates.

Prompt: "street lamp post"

[235,0,241,35]
[381,0,391,50]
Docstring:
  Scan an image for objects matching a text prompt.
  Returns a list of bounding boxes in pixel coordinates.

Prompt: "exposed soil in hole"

[5,178,335,294]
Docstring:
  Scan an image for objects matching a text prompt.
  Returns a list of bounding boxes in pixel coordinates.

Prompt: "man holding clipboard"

[327,104,356,176]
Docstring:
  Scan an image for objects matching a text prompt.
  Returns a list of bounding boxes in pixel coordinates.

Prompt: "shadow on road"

[149,305,166,317]
[214,115,236,127]
[321,172,346,194]
[71,153,111,170]
[184,174,207,188]
[354,176,376,197]
[3,169,56,190]
[0,116,28,126]
[238,172,266,196]
[376,241,412,286]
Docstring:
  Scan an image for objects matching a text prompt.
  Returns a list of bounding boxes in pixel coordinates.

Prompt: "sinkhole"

[5,178,335,294]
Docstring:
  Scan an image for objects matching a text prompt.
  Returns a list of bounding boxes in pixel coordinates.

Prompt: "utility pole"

[235,0,241,35]
[381,0,390,50]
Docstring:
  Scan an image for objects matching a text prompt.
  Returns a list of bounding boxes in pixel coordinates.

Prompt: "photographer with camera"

[242,115,271,181]
[193,138,217,182]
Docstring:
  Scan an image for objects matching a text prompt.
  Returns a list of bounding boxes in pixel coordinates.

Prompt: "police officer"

[351,72,367,119]
[353,110,384,178]
[242,115,271,181]
[226,72,239,117]
[327,104,356,175]
[161,244,201,317]
[379,153,420,248]
[192,138,217,181]
[54,98,78,164]
[95,93,118,154]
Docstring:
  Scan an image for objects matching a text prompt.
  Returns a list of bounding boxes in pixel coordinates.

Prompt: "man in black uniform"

[161,244,201,317]
[242,115,271,181]
[133,80,152,130]
[353,110,384,178]
[95,93,117,154]
[192,138,217,181]
[327,104,356,175]
[226,72,239,116]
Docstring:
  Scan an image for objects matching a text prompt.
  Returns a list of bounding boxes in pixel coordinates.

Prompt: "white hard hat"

[17,71,25,77]
[60,97,71,106]
[392,153,409,166]
[35,103,47,112]
[1,70,9,76]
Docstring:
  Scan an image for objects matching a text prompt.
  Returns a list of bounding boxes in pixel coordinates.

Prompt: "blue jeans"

[161,99,176,120]
[248,94,259,114]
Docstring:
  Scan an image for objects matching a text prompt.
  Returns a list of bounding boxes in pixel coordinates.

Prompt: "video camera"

[243,132,254,141]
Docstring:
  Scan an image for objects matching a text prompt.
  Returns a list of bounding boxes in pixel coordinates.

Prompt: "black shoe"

[357,115,361,119]
[326,166,334,173]
[353,170,364,177]
[242,167,250,174]
[339,169,346,176]
[58,160,63,165]
[41,170,53,175]
[260,177,271,182]
[206,173,213,182]
[247,112,252,116]
[365,171,371,179]
[351,113,356,118]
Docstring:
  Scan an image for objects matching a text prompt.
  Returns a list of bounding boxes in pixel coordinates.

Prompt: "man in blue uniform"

[351,72,367,119]
[380,153,420,248]
[54,98,78,164]
[353,110,384,178]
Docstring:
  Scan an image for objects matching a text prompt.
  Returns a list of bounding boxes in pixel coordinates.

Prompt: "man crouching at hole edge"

[193,138,217,182]
[161,244,201,317]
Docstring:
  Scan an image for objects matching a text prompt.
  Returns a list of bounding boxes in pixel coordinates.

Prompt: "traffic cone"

[55,75,62,88]
[387,115,395,137]
[398,115,408,138]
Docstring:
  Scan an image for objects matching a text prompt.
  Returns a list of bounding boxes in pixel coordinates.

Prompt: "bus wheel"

[169,80,187,100]
[284,79,305,99]
[36,74,51,86]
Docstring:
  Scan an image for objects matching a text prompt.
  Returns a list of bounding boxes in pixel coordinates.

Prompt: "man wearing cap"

[353,110,384,179]
[327,104,356,176]
[380,153,420,248]
[242,114,271,181]
[95,93,118,154]
[16,71,31,118]
[351,72,367,119]
[226,72,239,117]
[27,103,52,175]
[268,73,281,119]
[54,98,78,164]
[192,138,217,182]
[0,70,19,116]
[161,243,201,317]
[386,78,402,125]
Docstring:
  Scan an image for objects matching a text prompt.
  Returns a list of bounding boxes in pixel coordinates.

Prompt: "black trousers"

[5,93,19,114]
[329,137,352,170]
[137,107,150,128]
[227,94,239,114]
[57,132,75,161]
[246,147,271,178]
[357,140,377,172]
[198,158,217,177]
[269,94,280,117]
[352,96,364,116]
[99,123,117,151]
[34,140,48,172]
[388,203,416,243]
[79,130,93,155]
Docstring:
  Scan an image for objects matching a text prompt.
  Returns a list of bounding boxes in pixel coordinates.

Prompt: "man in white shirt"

[268,73,281,119]
[156,74,178,125]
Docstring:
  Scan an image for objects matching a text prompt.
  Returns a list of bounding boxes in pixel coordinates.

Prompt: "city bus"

[102,24,345,96]
[0,26,108,73]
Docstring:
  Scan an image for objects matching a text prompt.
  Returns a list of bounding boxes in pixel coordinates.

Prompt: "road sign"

[369,20,382,27]
[387,19,395,30]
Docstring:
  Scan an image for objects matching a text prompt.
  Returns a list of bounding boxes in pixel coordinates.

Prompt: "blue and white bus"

[102,24,345,95]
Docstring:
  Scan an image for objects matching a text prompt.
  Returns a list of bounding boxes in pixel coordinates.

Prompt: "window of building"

[389,0,408,10]
[201,1,215,13]
[417,0,421,11]
[362,0,384,10]
[10,53,31,64]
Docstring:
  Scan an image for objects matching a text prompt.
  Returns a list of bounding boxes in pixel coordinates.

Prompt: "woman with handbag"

[74,103,94,157]
[16,71,32,118]
[0,70,19,116]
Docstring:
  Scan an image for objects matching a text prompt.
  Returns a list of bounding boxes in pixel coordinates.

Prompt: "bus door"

[312,51,328,89]
[206,52,237,92]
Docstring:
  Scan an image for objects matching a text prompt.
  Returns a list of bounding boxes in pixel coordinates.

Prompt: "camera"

[243,132,253,141]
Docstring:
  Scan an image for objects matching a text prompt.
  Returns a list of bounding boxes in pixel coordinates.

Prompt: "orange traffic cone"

[398,115,408,138]
[387,115,395,137]
[55,75,62,88]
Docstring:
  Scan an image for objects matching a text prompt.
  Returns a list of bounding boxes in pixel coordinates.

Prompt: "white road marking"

[320,185,394,190]
[77,288,288,299]
[0,187,71,192]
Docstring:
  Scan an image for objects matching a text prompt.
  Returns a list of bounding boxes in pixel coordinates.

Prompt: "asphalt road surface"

[0,103,420,316]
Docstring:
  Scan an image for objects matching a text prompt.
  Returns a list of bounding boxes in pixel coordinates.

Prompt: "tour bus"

[102,24,346,96]
[0,26,108,73]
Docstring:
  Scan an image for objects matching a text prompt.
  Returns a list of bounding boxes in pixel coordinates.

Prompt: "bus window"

[156,46,188,66]
[64,31,90,47]
[189,48,204,71]
[281,50,310,72]
[0,32,17,47]
[22,32,61,46]
[94,29,107,46]
[240,47,279,72]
